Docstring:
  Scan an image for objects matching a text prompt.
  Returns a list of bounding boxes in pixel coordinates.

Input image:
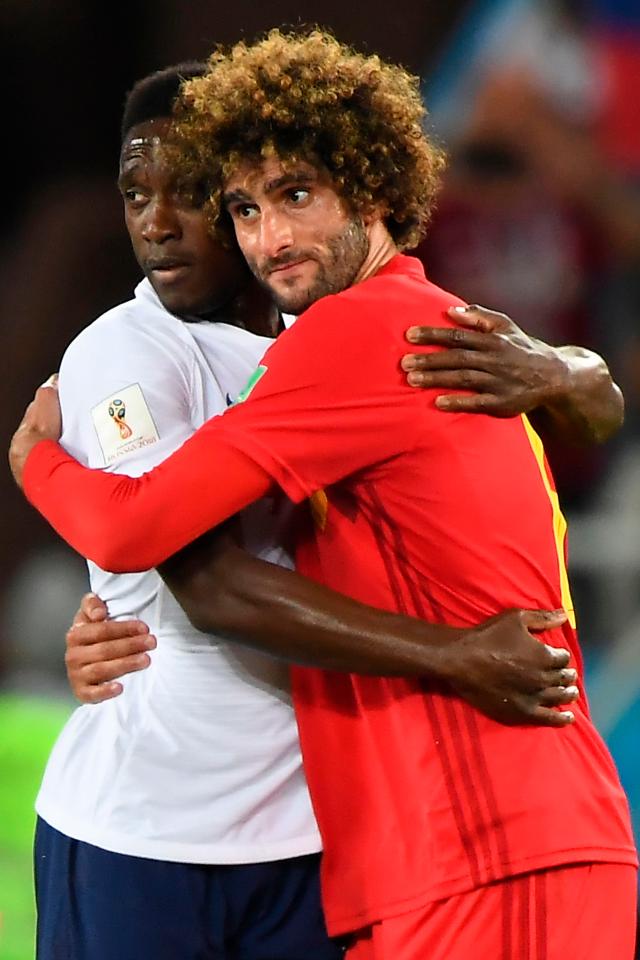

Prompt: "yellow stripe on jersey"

[310,489,329,531]
[521,415,576,627]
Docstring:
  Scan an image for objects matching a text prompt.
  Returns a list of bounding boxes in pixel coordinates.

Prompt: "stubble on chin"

[266,219,369,315]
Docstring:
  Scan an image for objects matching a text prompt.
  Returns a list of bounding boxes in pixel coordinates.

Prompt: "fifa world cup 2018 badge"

[108,398,133,440]
[92,383,159,465]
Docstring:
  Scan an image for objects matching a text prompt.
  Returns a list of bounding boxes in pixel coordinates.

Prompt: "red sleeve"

[23,270,438,573]
[22,431,273,573]
[212,290,423,501]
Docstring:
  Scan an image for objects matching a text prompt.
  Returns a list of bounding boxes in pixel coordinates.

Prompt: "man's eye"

[289,188,309,204]
[124,188,146,205]
[235,205,258,220]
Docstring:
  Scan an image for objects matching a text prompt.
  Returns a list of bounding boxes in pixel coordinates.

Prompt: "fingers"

[404,328,496,354]
[529,704,575,727]
[79,592,109,623]
[69,647,153,686]
[72,606,92,628]
[67,617,149,646]
[70,652,152,705]
[538,685,579,706]
[72,679,119,704]
[77,681,124,705]
[434,393,512,415]
[447,305,511,333]
[66,633,156,666]
[18,380,62,433]
[520,609,568,632]
[542,664,578,686]
[406,369,497,391]
[65,631,156,704]
[33,384,61,414]
[40,373,59,390]
[72,593,108,627]
[507,690,577,728]
[405,307,511,345]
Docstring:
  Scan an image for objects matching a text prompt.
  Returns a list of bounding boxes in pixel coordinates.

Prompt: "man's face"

[223,158,369,315]
[119,119,251,317]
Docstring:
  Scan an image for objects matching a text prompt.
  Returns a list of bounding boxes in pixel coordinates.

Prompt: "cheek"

[126,221,145,259]
[233,227,257,263]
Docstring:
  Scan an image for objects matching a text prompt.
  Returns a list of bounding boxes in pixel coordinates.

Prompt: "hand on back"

[66,593,156,703]
[441,608,578,727]
[401,305,567,416]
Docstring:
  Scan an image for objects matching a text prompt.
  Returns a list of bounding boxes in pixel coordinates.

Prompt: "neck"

[225,280,279,337]
[196,280,278,337]
[354,220,398,286]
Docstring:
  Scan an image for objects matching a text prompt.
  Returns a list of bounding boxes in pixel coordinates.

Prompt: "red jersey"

[212,255,636,934]
[23,255,637,937]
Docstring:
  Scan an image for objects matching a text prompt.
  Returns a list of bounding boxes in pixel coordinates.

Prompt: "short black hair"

[121,62,207,142]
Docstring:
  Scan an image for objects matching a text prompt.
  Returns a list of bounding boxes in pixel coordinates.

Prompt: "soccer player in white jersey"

[33,63,341,960]
[30,63,624,960]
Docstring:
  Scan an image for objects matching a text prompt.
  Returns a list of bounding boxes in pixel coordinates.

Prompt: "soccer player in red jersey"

[11,29,637,959]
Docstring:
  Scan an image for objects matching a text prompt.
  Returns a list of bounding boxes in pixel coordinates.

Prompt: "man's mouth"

[267,258,311,277]
[147,258,191,280]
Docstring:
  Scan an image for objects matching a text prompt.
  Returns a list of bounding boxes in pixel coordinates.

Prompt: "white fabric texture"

[36,279,321,863]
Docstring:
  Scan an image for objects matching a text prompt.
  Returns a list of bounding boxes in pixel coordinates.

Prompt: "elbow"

[179,573,249,639]
[591,382,625,445]
[85,524,155,574]
[179,592,241,638]
[184,606,219,636]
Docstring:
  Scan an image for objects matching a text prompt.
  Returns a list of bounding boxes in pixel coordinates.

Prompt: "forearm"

[159,532,461,677]
[533,345,624,445]
[21,435,272,572]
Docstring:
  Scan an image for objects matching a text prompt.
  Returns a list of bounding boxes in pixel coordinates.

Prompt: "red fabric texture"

[346,863,638,960]
[23,436,272,572]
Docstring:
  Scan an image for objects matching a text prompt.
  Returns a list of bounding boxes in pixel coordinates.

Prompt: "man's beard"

[249,218,369,315]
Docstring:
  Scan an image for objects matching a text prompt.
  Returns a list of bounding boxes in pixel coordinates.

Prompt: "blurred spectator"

[417,59,640,510]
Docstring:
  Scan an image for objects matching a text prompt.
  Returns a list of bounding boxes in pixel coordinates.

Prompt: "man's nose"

[259,208,293,259]
[141,200,181,243]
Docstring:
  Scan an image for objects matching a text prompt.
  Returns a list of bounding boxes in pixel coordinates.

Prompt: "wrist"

[415,622,467,682]
[536,342,572,411]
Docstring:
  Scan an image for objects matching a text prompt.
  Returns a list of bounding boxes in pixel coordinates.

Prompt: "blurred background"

[1,0,639,955]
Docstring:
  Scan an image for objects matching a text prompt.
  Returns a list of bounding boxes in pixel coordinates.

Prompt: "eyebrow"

[223,187,252,207]
[223,169,316,207]
[264,170,315,194]
[117,167,141,191]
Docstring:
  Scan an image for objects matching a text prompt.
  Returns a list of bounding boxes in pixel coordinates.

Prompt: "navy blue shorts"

[35,817,343,959]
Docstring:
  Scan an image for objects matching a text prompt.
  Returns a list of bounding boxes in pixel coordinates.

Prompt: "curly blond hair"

[172,28,446,250]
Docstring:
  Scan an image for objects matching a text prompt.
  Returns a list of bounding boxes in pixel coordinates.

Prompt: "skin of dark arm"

[157,523,578,728]
[401,304,624,444]
[20,381,579,727]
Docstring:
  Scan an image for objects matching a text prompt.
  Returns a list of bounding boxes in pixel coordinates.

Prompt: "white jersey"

[36,279,321,864]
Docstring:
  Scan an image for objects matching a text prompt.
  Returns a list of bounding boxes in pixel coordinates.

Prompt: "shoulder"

[61,297,137,368]
[286,255,464,353]
[60,284,188,378]
[339,255,463,323]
